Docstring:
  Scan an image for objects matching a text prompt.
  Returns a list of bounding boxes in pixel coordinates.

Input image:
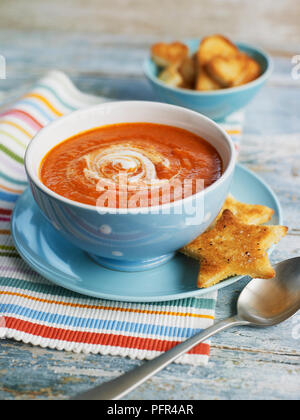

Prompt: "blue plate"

[12,164,283,302]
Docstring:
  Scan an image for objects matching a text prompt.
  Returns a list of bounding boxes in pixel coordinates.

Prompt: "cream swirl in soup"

[40,123,223,207]
[83,145,174,187]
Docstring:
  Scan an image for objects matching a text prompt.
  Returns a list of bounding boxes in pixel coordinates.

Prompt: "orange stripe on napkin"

[0,120,33,138]
[4,316,211,356]
[24,93,63,117]
[0,291,215,320]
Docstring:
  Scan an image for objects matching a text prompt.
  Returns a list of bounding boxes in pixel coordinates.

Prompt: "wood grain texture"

[0,0,300,55]
[0,29,299,400]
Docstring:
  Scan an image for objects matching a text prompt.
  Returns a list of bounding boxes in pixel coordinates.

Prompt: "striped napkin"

[0,71,243,365]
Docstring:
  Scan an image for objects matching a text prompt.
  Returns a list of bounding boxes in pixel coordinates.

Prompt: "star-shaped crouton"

[181,210,288,289]
[216,194,274,225]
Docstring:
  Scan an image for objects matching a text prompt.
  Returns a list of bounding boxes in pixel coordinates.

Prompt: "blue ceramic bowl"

[144,39,273,121]
[25,101,235,272]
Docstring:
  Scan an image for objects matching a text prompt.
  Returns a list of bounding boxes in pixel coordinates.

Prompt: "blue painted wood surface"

[0,30,299,400]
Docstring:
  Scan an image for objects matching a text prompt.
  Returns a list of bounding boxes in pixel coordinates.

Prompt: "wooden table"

[0,29,299,400]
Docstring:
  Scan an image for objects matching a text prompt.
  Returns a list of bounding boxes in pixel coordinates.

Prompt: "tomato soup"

[40,123,223,208]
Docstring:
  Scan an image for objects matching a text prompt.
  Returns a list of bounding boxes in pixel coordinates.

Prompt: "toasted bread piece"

[197,35,239,66]
[158,65,184,88]
[181,210,288,288]
[195,66,222,91]
[151,42,189,68]
[206,54,248,87]
[179,56,196,88]
[231,56,261,86]
[216,194,274,225]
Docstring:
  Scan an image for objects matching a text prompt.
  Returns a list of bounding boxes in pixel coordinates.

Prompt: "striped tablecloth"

[0,71,243,365]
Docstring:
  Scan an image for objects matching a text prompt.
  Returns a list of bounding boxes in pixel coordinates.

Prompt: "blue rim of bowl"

[143,40,273,96]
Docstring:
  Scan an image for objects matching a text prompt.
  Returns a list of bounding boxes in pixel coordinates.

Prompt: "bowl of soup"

[25,101,235,272]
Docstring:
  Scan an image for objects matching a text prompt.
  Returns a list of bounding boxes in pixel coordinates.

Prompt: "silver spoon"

[72,257,300,400]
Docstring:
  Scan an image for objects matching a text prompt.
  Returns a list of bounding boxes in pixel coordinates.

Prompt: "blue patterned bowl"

[144,40,273,121]
[25,101,235,272]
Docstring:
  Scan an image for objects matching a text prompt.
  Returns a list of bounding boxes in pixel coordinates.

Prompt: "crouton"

[151,42,189,68]
[206,54,248,87]
[181,210,288,288]
[231,56,261,86]
[216,194,274,225]
[195,66,222,91]
[179,55,196,89]
[197,35,239,66]
[158,65,184,88]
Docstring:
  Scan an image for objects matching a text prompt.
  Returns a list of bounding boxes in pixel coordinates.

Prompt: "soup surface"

[40,123,223,208]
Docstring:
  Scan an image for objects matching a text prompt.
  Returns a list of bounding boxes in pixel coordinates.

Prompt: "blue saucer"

[12,165,283,302]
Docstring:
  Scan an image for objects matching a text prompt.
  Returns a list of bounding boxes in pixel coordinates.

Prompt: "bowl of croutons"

[144,35,272,120]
